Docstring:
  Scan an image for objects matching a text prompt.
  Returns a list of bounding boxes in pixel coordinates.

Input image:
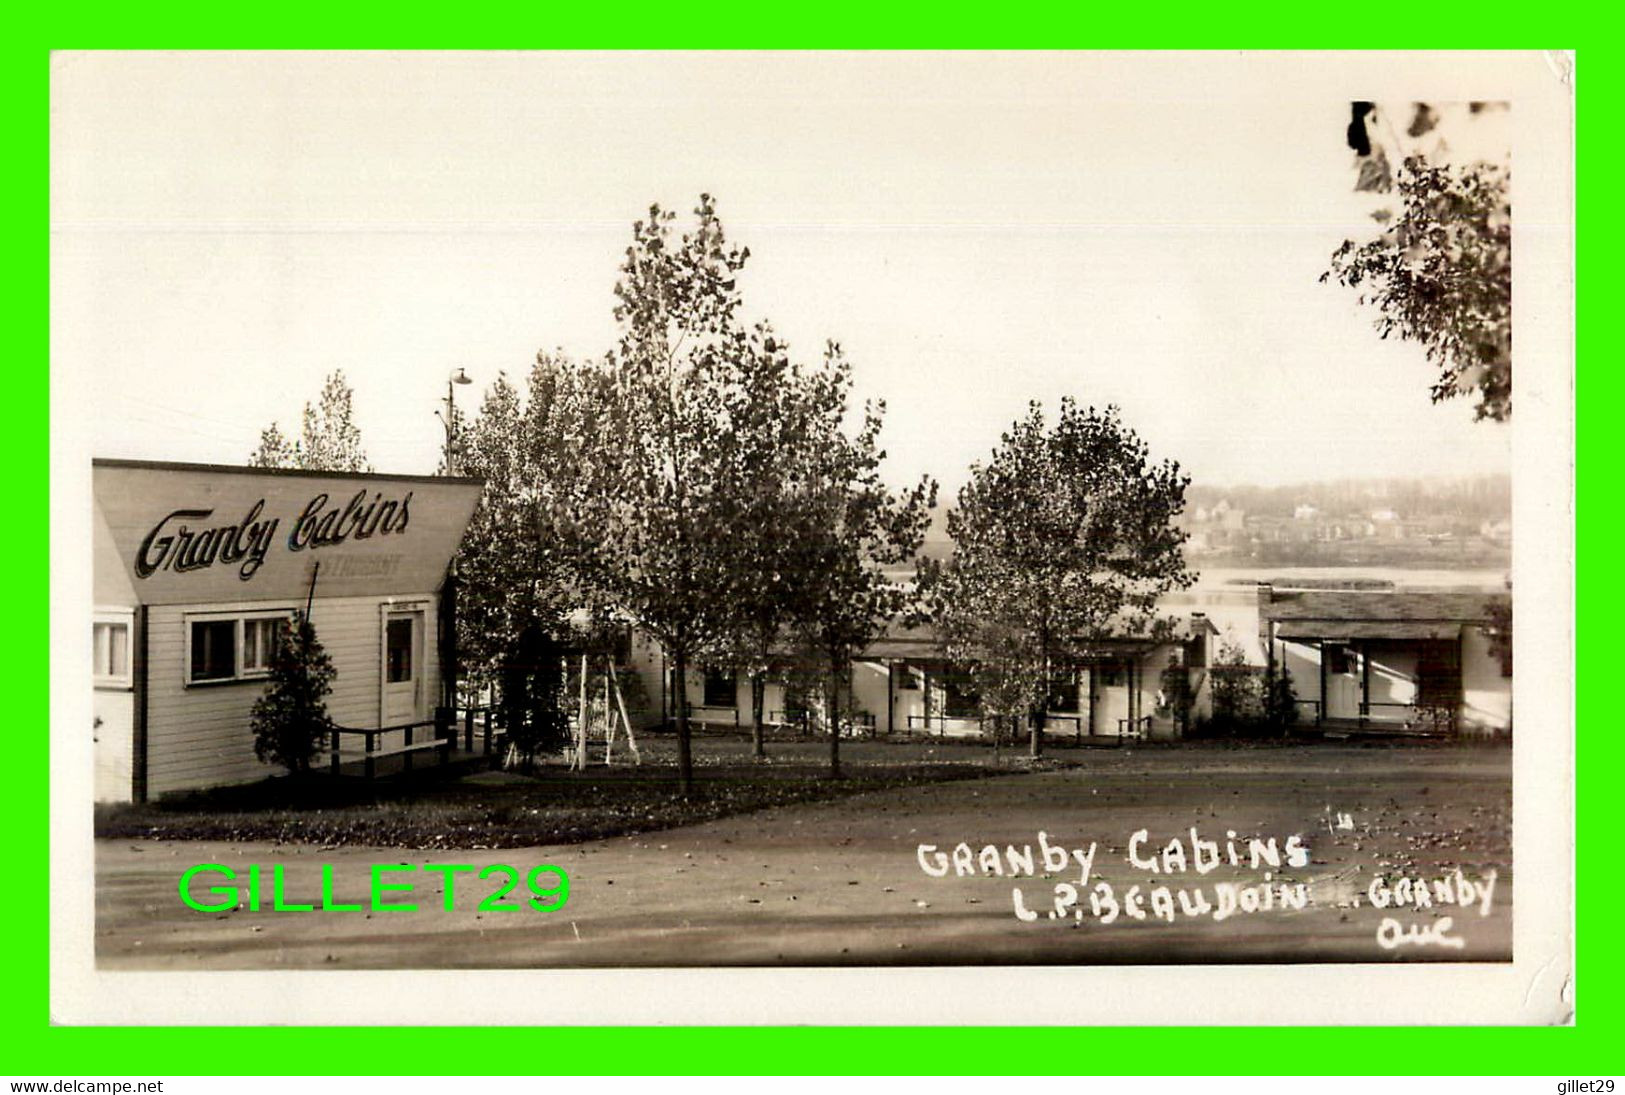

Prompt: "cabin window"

[1099,667,1123,689]
[1326,644,1352,675]
[93,616,132,688]
[702,669,736,708]
[385,617,413,683]
[190,621,236,682]
[242,617,283,675]
[186,610,292,685]
[941,675,980,719]
[1047,670,1080,713]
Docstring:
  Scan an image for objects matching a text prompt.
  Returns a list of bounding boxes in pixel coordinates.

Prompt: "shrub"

[1205,638,1300,738]
[250,611,335,776]
[1263,661,1300,733]
[1158,653,1195,734]
[1210,640,1263,734]
[501,624,571,765]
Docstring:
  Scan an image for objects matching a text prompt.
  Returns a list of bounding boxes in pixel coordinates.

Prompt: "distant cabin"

[1257,583,1511,735]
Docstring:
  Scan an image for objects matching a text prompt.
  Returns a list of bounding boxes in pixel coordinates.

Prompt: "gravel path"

[94,743,1512,968]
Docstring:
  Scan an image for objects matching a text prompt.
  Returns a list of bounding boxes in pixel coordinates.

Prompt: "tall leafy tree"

[924,400,1193,757]
[249,369,374,471]
[565,196,755,796]
[795,343,936,778]
[451,356,600,685]
[704,325,856,759]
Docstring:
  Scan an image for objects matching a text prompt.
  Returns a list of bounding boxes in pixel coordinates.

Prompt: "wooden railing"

[1359,700,1416,722]
[456,703,508,756]
[685,705,741,728]
[766,708,810,733]
[1116,715,1152,741]
[757,709,875,736]
[1044,713,1084,737]
[906,713,984,736]
[1361,700,1455,734]
[328,709,453,781]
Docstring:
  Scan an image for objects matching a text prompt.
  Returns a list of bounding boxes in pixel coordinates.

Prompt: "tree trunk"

[575,652,589,770]
[1033,645,1049,758]
[602,669,615,765]
[673,646,693,796]
[827,654,842,779]
[751,672,767,759]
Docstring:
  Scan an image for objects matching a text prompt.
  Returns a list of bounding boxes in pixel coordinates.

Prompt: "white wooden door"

[383,610,425,725]
[1325,644,1363,720]
[1093,664,1132,736]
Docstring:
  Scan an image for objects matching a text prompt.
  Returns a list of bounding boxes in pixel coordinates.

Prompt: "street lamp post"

[438,367,474,713]
[440,367,473,474]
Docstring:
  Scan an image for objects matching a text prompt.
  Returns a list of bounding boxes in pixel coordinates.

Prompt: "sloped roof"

[856,612,1216,661]
[1274,620,1463,641]
[1261,588,1503,625]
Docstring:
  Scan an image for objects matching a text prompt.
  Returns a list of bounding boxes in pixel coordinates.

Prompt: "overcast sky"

[52,51,1518,496]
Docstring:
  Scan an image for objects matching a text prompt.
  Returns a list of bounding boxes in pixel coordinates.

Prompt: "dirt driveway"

[94,743,1511,968]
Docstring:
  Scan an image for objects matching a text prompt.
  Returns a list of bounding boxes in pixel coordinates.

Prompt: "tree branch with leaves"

[1324,101,1511,422]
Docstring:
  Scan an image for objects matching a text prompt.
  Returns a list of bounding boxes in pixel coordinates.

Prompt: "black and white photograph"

[50,50,1573,1025]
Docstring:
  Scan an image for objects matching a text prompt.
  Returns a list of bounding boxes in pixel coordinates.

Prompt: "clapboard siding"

[144,593,441,796]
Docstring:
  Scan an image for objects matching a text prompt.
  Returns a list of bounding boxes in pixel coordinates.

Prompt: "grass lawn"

[93,735,1056,849]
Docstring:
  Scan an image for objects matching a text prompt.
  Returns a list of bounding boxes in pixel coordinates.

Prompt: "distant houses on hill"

[1182,475,1511,568]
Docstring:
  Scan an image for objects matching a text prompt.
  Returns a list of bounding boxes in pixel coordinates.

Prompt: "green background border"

[15,26,1598,1075]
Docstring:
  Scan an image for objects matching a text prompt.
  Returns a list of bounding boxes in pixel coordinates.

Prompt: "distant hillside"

[916,473,1511,570]
[1181,473,1510,570]
[1186,474,1510,524]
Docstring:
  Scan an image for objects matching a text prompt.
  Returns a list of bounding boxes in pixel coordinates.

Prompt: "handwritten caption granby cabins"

[134,489,415,582]
[915,828,1498,952]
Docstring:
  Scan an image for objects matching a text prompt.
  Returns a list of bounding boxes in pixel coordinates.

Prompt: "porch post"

[1360,642,1371,728]
[1317,639,1327,726]
[1131,656,1144,734]
[1076,667,1084,743]
[886,659,895,734]
[1454,632,1465,734]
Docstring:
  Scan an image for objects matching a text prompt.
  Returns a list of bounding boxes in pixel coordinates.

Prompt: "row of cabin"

[631,619,1220,742]
[630,585,1513,743]
[90,460,1513,802]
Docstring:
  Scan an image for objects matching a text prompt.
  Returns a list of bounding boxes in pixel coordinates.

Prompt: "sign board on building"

[93,460,484,605]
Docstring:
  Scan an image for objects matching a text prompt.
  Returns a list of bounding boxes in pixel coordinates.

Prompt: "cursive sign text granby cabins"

[134,490,416,583]
[92,460,481,802]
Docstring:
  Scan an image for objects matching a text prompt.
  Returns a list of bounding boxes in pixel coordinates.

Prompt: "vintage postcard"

[49,50,1574,1025]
